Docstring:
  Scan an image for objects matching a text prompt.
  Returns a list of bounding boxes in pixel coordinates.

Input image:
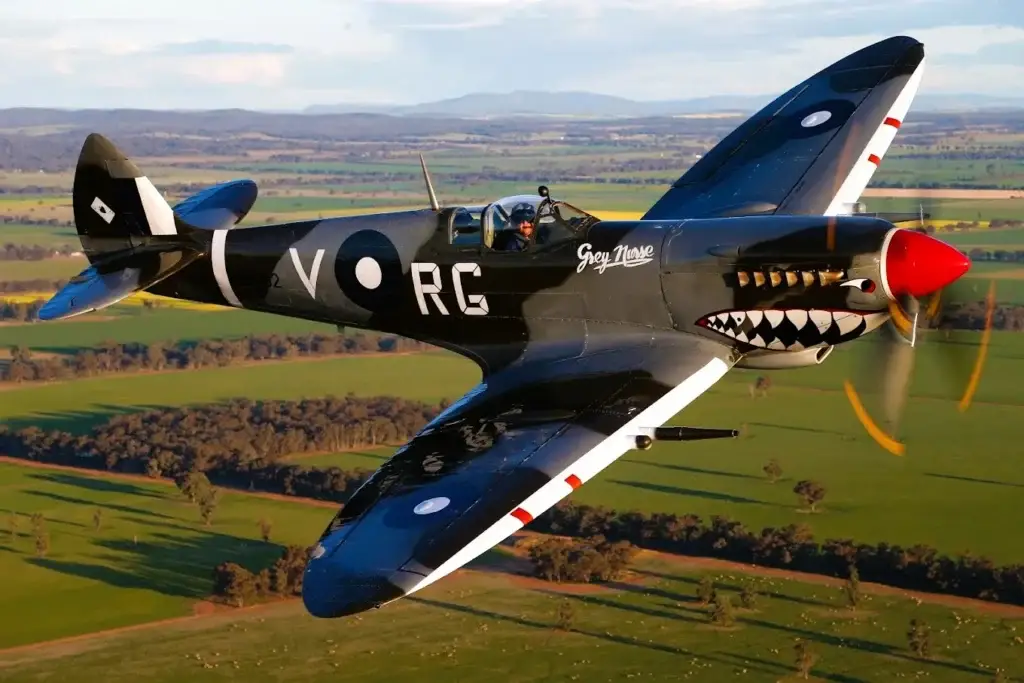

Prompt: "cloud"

[153,40,296,56]
[0,0,1020,108]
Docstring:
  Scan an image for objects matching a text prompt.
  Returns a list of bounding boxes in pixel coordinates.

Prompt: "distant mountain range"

[303,90,1024,118]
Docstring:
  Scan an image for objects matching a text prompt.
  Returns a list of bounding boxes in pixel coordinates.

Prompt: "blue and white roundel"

[413,497,451,515]
[801,110,832,128]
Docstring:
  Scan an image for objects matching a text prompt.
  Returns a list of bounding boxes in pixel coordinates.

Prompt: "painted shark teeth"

[699,309,888,350]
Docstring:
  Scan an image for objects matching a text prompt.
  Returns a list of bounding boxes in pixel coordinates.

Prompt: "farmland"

[1,529,1021,682]
[0,461,336,648]
[3,324,1023,563]
[2,108,1024,680]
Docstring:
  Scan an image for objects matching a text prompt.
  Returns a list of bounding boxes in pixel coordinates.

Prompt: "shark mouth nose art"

[697,309,889,350]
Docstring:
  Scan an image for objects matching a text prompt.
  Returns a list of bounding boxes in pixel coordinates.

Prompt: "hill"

[303,90,1024,118]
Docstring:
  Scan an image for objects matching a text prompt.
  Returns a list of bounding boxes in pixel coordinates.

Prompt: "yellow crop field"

[0,291,224,311]
[591,210,643,220]
[0,197,69,209]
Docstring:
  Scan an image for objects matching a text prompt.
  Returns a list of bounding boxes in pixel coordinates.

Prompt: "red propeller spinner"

[881,228,971,300]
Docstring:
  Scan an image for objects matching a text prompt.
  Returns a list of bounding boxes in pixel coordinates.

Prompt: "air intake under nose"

[881,228,970,299]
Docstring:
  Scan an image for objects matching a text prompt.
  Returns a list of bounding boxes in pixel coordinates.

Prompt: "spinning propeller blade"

[842,198,993,455]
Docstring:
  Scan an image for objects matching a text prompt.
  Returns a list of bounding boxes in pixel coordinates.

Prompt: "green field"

[4,329,1024,564]
[282,448,394,470]
[0,538,1019,682]
[0,307,335,353]
[0,352,468,432]
[0,461,337,648]
[3,115,1024,681]
[944,227,1024,247]
[0,223,77,248]
[0,256,84,281]
[873,155,1024,189]
[866,197,1024,221]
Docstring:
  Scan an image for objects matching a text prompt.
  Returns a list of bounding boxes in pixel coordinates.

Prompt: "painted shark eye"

[841,278,876,293]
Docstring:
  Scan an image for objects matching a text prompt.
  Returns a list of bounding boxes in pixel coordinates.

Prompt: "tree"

[212,562,257,607]
[92,508,103,532]
[763,459,782,483]
[710,592,734,626]
[198,488,220,527]
[739,583,758,610]
[31,513,48,558]
[696,576,714,606]
[554,599,576,631]
[907,619,931,658]
[750,375,771,398]
[844,563,861,609]
[794,640,817,679]
[177,470,212,504]
[258,518,273,542]
[269,545,312,595]
[145,458,162,478]
[793,480,826,512]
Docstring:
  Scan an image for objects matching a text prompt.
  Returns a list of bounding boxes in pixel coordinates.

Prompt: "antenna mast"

[419,154,440,211]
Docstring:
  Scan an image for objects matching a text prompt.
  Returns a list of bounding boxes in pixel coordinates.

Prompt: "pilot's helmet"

[509,202,536,232]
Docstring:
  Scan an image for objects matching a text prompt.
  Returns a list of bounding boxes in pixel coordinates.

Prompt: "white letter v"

[289,248,325,298]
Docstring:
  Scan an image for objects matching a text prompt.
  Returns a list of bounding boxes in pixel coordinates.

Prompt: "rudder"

[73,132,178,263]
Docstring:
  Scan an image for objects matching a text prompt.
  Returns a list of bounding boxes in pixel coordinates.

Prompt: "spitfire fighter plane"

[39,35,978,618]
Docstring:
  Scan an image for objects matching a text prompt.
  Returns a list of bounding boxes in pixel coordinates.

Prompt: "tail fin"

[38,133,210,322]
[73,133,181,263]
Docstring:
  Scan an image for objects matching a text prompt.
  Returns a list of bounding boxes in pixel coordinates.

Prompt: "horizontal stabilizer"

[38,242,203,321]
[173,179,259,230]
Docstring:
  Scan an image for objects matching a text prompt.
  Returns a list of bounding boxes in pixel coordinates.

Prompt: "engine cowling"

[735,345,834,370]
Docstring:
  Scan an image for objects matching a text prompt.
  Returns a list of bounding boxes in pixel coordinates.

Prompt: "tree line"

[4,399,1024,607]
[0,299,45,322]
[1,332,434,382]
[1,243,79,260]
[5,295,1021,334]
[530,501,1024,607]
[0,214,70,227]
[966,247,1024,263]
[933,301,1024,332]
[212,545,312,607]
[0,278,66,294]
[0,394,442,501]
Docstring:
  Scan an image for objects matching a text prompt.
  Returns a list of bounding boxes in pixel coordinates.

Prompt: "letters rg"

[412,262,489,316]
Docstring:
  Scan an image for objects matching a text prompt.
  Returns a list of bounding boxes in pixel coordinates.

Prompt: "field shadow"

[5,403,170,433]
[406,595,778,675]
[349,450,389,461]
[742,616,987,677]
[745,421,849,437]
[608,480,774,506]
[27,472,168,500]
[27,530,284,600]
[635,568,829,608]
[924,472,1024,489]
[714,651,868,683]
[22,489,174,519]
[627,461,760,481]
[555,590,705,626]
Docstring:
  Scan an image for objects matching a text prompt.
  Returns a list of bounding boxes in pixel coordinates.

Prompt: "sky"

[0,0,1022,110]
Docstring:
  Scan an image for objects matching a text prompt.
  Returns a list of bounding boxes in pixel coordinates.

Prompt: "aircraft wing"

[302,332,733,617]
[642,36,925,221]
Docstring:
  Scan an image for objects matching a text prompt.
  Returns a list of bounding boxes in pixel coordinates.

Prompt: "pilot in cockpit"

[493,202,536,251]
